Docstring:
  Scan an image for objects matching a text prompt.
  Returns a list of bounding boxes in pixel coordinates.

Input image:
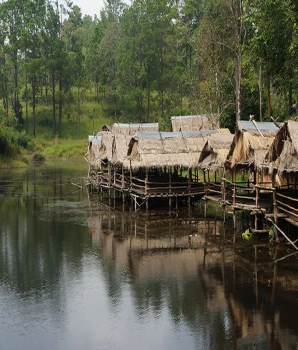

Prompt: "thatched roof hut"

[86,132,115,167]
[267,119,298,174]
[171,115,214,132]
[112,122,159,135]
[226,120,281,170]
[199,133,234,171]
[126,130,218,170]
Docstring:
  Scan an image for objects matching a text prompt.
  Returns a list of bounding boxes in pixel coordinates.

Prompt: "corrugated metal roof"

[240,120,279,131]
[113,122,159,128]
[171,114,207,120]
[183,129,218,136]
[88,135,102,145]
[136,130,218,139]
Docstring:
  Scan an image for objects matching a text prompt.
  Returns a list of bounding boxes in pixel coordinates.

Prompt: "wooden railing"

[276,191,298,221]
[204,178,275,211]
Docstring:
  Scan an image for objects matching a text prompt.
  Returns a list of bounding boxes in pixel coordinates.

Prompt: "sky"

[71,0,131,18]
[71,0,105,17]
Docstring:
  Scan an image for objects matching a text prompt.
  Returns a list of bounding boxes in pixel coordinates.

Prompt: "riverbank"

[0,138,87,169]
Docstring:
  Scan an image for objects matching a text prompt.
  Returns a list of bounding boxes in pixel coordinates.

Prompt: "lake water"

[1,161,298,350]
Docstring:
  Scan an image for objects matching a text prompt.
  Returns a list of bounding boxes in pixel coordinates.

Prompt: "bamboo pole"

[267,218,298,251]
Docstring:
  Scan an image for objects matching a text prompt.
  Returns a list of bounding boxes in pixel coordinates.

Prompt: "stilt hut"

[199,133,234,173]
[171,115,215,132]
[86,123,159,190]
[199,133,234,204]
[265,119,298,232]
[224,119,281,231]
[125,130,211,208]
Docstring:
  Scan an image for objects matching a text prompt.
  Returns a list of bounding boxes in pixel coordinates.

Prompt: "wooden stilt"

[233,210,236,243]
[108,162,111,198]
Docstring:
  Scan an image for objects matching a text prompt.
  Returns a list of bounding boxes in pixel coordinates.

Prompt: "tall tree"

[244,0,294,118]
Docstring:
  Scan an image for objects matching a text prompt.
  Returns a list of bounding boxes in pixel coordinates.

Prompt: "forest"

[0,0,298,156]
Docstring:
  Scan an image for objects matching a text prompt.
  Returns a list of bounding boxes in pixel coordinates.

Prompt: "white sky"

[70,0,131,18]
[71,0,105,17]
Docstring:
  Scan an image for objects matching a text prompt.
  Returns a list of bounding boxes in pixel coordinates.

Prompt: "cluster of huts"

[85,114,298,243]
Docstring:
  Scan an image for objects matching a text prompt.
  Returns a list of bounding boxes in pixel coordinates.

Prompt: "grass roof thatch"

[227,120,280,170]
[199,133,234,171]
[126,131,210,170]
[171,115,214,132]
[267,119,298,173]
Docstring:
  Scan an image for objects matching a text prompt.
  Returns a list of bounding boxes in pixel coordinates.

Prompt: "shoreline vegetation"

[0,138,88,169]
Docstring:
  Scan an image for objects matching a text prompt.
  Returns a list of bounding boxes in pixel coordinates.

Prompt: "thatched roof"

[171,115,214,132]
[227,120,280,170]
[112,122,159,135]
[86,127,231,170]
[86,132,115,166]
[199,133,234,171]
[97,124,112,133]
[125,131,215,170]
[267,119,298,173]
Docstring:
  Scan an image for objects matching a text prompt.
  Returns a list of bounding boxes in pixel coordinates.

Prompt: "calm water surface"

[1,161,298,350]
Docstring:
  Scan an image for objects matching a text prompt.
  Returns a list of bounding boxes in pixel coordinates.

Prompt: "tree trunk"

[25,76,28,135]
[52,72,56,137]
[58,77,62,137]
[32,76,36,138]
[258,63,263,122]
[266,74,271,118]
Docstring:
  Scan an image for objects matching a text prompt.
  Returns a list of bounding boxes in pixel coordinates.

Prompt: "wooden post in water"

[233,167,236,206]
[169,172,172,212]
[108,162,111,199]
[145,168,149,212]
[222,178,226,223]
[188,168,191,208]
[233,209,236,244]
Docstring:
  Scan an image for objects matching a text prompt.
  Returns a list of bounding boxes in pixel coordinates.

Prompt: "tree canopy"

[0,0,297,139]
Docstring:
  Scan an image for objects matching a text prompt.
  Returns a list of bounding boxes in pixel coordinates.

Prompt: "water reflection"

[0,164,298,349]
[87,200,298,349]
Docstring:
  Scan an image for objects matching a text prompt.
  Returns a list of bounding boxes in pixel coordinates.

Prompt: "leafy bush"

[32,153,45,162]
[16,131,30,148]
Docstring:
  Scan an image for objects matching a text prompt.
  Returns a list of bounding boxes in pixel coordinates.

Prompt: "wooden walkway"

[86,167,205,209]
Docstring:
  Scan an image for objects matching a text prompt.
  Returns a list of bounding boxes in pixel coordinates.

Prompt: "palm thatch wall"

[86,132,115,167]
[171,115,214,132]
[267,119,298,174]
[226,120,280,170]
[199,133,234,171]
[126,131,211,170]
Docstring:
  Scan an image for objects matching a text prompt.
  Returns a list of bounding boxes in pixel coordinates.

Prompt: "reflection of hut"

[171,115,214,132]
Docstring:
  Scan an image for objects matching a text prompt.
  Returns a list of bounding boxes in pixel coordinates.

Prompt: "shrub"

[32,153,45,163]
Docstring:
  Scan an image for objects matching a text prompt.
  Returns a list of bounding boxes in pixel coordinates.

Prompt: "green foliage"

[0,0,297,141]
[32,153,45,163]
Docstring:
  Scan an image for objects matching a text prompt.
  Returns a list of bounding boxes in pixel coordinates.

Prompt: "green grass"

[17,89,117,161]
[0,154,28,169]
[41,139,87,159]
